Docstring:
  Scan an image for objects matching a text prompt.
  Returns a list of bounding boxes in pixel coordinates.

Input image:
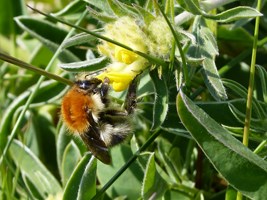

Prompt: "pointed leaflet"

[149,69,169,131]
[177,90,267,199]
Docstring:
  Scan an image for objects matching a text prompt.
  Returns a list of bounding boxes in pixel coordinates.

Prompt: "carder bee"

[61,73,138,164]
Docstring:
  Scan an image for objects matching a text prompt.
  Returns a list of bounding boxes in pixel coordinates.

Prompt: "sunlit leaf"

[177,90,267,199]
[204,6,262,23]
[58,56,108,72]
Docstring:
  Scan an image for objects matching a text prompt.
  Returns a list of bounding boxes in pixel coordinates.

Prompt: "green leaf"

[56,124,87,179]
[142,153,168,199]
[107,0,134,17]
[58,57,108,72]
[202,58,227,100]
[178,0,202,15]
[77,157,97,200]
[197,99,245,126]
[53,0,86,19]
[177,90,267,199]
[149,69,169,130]
[164,190,192,200]
[204,6,262,23]
[188,16,227,100]
[225,186,238,200]
[0,0,24,36]
[14,16,82,62]
[0,80,60,151]
[86,6,117,23]
[61,141,81,186]
[256,65,267,102]
[56,123,73,177]
[63,154,96,200]
[85,0,114,15]
[157,139,183,183]
[9,140,62,199]
[223,79,265,118]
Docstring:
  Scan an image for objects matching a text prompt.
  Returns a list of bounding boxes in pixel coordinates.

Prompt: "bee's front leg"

[99,77,110,104]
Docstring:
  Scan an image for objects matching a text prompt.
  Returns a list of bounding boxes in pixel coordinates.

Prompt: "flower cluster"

[97,16,173,91]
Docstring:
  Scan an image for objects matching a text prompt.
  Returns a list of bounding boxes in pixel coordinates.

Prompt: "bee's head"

[75,73,102,92]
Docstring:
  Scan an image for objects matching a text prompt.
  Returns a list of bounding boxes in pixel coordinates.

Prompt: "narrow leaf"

[77,157,97,200]
[15,16,81,62]
[61,32,97,49]
[61,141,81,186]
[53,0,86,18]
[63,154,95,200]
[85,0,114,15]
[58,57,108,72]
[204,6,262,23]
[142,153,168,199]
[202,58,227,100]
[177,91,267,199]
[87,6,117,23]
[256,65,267,102]
[149,69,169,130]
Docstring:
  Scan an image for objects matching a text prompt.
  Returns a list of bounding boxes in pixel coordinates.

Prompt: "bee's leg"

[124,75,140,115]
[99,77,110,104]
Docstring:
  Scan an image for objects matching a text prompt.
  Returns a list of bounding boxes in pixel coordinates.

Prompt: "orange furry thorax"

[61,85,96,134]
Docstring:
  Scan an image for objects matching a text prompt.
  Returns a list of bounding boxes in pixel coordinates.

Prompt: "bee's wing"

[80,111,111,164]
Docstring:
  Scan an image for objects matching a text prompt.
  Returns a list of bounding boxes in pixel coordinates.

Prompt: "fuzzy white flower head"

[146,16,174,59]
[97,16,149,91]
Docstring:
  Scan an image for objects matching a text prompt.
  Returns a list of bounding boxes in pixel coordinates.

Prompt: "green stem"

[242,0,261,147]
[253,140,267,154]
[237,0,262,199]
[27,5,167,67]
[92,129,161,200]
[156,2,190,88]
[0,53,73,86]
[0,10,88,167]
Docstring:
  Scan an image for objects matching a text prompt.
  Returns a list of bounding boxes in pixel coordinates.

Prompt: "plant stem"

[0,53,73,86]
[237,0,262,199]
[156,2,190,88]
[242,0,261,148]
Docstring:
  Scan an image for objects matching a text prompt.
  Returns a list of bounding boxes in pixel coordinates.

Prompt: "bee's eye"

[76,78,102,91]
[77,80,90,90]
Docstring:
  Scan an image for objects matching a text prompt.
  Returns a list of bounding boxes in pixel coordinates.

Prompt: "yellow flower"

[96,58,147,91]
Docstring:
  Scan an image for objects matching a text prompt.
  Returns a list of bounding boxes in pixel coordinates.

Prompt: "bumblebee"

[61,74,138,164]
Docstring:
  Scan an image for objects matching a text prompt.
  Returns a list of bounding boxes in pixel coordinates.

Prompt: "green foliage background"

[0,0,267,199]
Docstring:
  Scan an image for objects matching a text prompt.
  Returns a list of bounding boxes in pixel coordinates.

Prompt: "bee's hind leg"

[124,75,140,115]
